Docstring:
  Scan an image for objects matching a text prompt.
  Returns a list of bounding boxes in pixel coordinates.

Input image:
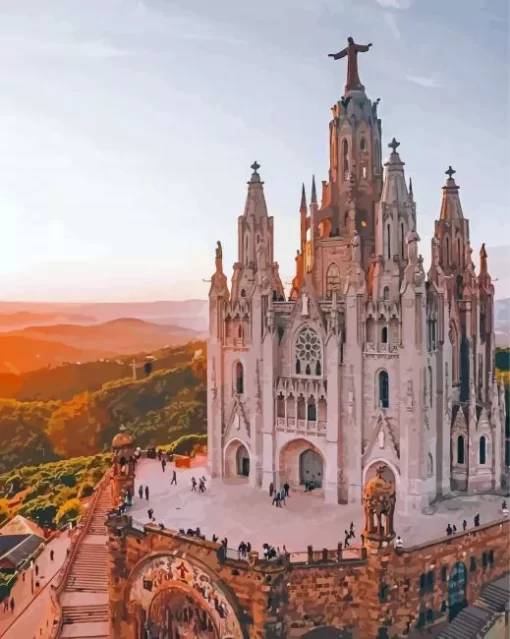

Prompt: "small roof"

[112,431,134,449]
[0,534,44,569]
[0,514,45,540]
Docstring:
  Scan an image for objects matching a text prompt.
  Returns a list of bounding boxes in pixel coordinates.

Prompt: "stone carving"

[129,555,244,639]
[378,429,385,449]
[215,241,222,260]
[301,293,310,317]
[362,466,396,545]
[351,231,361,264]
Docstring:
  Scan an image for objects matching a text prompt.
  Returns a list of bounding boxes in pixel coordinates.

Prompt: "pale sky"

[0,0,508,302]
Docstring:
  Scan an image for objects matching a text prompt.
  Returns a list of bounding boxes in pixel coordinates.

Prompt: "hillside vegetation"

[0,341,206,473]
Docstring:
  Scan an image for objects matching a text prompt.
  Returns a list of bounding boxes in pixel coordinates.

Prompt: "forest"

[0,341,207,474]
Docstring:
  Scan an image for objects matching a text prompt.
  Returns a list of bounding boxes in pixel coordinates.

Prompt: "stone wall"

[108,516,510,639]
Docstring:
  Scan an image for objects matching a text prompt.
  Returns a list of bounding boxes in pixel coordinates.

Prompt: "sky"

[0,0,508,302]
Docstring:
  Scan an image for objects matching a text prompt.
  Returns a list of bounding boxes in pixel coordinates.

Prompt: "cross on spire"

[251,161,260,173]
[445,165,456,179]
[388,137,400,153]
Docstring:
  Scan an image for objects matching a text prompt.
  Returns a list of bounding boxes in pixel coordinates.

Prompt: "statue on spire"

[328,37,373,94]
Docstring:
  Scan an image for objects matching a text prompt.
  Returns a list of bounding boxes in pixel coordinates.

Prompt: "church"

[206,38,506,513]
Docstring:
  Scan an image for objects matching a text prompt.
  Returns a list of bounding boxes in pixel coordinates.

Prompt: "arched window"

[297,396,306,420]
[457,435,465,464]
[386,224,391,260]
[378,371,389,408]
[381,326,388,344]
[479,436,486,465]
[342,139,349,179]
[400,223,405,259]
[307,399,317,421]
[457,237,461,266]
[383,286,390,302]
[245,236,249,264]
[276,394,285,418]
[238,323,243,339]
[445,236,450,266]
[360,137,366,151]
[240,289,246,298]
[295,327,322,377]
[326,263,341,299]
[428,366,433,407]
[235,362,244,394]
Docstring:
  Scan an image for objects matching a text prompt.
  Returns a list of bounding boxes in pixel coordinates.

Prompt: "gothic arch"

[233,360,244,394]
[326,263,341,298]
[375,368,390,409]
[363,459,400,494]
[278,438,326,493]
[126,552,246,639]
[224,439,251,478]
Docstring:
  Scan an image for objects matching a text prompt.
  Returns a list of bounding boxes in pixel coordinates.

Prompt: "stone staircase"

[59,486,112,638]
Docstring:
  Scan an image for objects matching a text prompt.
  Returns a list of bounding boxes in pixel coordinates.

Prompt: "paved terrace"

[129,459,508,554]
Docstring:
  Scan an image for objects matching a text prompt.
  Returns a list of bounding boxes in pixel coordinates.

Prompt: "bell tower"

[315,37,384,270]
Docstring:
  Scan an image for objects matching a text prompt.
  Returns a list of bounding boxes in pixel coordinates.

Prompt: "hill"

[0,341,206,473]
[0,299,208,332]
[0,335,111,375]
[7,317,202,355]
[0,311,94,329]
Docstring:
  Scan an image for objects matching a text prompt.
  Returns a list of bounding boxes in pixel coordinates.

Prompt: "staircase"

[59,486,112,638]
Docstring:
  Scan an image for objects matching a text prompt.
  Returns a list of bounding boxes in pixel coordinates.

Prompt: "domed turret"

[112,430,134,450]
[362,465,396,549]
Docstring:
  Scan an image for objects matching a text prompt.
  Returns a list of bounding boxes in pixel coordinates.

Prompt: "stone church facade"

[207,41,506,514]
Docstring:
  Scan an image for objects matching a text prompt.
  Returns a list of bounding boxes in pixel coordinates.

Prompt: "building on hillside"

[0,534,45,573]
[207,38,507,513]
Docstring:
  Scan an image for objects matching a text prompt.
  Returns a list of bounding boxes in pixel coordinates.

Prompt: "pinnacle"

[311,176,317,204]
[300,183,307,212]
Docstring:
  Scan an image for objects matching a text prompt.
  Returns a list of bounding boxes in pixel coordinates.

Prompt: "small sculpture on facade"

[301,293,310,317]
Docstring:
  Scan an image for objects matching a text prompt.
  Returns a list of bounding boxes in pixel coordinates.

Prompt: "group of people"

[269,482,289,507]
[191,476,207,493]
[445,512,482,537]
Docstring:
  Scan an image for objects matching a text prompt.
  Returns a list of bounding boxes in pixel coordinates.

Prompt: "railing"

[49,470,111,639]
[275,417,327,436]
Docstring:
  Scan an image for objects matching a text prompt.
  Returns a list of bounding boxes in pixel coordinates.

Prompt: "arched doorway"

[299,449,323,488]
[224,440,250,479]
[364,460,396,485]
[279,439,325,493]
[448,562,467,621]
[148,587,218,638]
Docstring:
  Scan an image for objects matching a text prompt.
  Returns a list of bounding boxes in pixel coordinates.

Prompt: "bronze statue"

[215,241,222,260]
[329,37,373,93]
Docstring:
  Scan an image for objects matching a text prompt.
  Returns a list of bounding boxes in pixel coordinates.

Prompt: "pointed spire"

[380,139,408,204]
[243,161,268,218]
[311,176,317,205]
[409,177,413,197]
[439,166,464,221]
[300,183,307,213]
[479,243,488,275]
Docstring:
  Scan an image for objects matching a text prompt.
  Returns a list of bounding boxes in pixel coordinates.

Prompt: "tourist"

[274,493,282,508]
[9,598,14,613]
[344,530,350,548]
[147,508,153,520]
[50,549,54,562]
[462,519,467,531]
[283,482,290,497]
[145,486,149,500]
[502,501,509,516]
[246,542,252,553]
[35,564,39,577]
[349,521,355,539]
[191,477,197,492]
[199,478,206,493]
[446,524,453,536]
[263,544,269,559]
[452,525,457,534]
[395,536,403,549]
[238,541,247,559]
[279,487,286,506]
[3,598,8,612]
[474,513,480,527]
[269,482,274,497]
[272,491,278,506]
[170,470,177,485]
[360,533,365,546]
[212,534,218,543]
[161,458,166,472]
[138,485,143,499]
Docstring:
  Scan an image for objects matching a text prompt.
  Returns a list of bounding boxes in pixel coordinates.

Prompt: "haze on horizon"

[0,0,508,303]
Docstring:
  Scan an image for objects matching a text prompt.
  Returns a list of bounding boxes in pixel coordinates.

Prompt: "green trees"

[56,498,83,527]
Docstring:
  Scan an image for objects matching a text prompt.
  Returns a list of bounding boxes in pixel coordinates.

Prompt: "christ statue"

[328,37,373,93]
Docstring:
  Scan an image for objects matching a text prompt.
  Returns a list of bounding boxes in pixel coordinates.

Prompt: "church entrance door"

[236,445,250,477]
[299,449,323,488]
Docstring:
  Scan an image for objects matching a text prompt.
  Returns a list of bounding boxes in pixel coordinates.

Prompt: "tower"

[110,428,136,508]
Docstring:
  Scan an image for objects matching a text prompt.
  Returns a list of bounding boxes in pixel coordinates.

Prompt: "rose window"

[295,328,322,376]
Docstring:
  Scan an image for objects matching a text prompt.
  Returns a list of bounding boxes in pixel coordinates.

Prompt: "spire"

[380,138,409,204]
[300,183,307,213]
[479,243,488,275]
[311,176,317,205]
[439,166,464,221]
[243,161,268,219]
[409,177,413,198]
